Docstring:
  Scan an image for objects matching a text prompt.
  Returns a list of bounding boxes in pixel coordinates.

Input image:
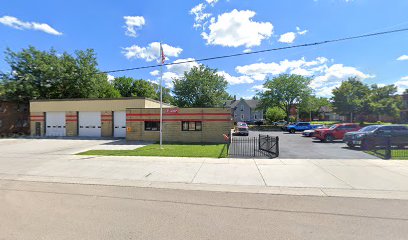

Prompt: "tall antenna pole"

[159,42,163,149]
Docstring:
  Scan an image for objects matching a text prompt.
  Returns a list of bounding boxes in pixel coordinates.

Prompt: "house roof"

[222,99,261,109]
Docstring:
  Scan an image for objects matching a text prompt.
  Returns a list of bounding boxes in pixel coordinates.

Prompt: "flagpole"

[159,43,163,149]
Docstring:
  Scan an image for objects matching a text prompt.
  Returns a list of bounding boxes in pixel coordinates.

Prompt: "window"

[241,105,244,111]
[145,121,160,131]
[241,114,244,120]
[182,121,202,131]
[254,114,257,119]
[0,120,2,128]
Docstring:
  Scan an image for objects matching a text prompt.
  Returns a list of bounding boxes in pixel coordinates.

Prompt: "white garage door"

[114,111,126,138]
[46,112,66,137]
[78,112,101,137]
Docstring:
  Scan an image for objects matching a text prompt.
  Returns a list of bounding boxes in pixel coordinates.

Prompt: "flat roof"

[30,97,172,106]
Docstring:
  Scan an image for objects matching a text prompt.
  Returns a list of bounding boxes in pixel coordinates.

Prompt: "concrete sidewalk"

[2,151,408,200]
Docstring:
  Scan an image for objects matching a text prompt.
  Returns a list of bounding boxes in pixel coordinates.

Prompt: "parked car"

[302,125,326,137]
[234,122,249,136]
[343,125,408,149]
[286,122,320,133]
[314,123,361,142]
[273,120,287,127]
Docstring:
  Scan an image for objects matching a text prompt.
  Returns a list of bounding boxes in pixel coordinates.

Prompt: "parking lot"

[244,131,377,159]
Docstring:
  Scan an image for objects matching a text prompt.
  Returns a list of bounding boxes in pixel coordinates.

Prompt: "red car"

[314,123,361,142]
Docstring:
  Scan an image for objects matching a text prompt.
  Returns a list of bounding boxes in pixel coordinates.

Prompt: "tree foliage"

[259,74,312,121]
[172,65,229,107]
[0,46,119,102]
[298,95,332,119]
[265,107,286,123]
[332,77,402,121]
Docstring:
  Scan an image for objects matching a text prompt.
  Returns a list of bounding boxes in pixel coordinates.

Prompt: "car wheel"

[324,134,333,143]
[347,142,355,148]
[290,129,295,134]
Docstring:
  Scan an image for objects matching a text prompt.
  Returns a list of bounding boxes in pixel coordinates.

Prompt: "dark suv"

[343,125,408,150]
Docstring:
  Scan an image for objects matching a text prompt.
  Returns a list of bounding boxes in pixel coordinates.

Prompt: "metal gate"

[228,134,279,158]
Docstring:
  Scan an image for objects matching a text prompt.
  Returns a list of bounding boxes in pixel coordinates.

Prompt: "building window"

[145,121,160,131]
[0,120,2,128]
[241,105,244,111]
[182,121,202,131]
[241,114,244,120]
[254,114,257,119]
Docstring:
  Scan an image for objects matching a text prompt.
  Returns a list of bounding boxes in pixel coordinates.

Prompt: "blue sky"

[1,0,408,98]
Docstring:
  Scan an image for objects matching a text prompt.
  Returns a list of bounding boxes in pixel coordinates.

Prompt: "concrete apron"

[1,154,408,201]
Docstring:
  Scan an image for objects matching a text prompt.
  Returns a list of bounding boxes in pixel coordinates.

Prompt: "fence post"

[276,136,279,157]
[253,137,256,157]
[385,136,391,160]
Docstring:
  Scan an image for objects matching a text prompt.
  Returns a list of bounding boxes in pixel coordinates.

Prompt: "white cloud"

[201,9,273,48]
[206,0,219,6]
[218,71,254,85]
[123,42,183,62]
[166,58,199,75]
[243,49,252,53]
[251,85,267,92]
[236,57,329,80]
[278,32,296,43]
[397,55,408,61]
[236,57,373,97]
[190,3,212,29]
[395,76,408,94]
[0,15,62,35]
[107,74,115,83]
[150,58,199,88]
[123,16,145,37]
[150,70,160,76]
[296,26,308,35]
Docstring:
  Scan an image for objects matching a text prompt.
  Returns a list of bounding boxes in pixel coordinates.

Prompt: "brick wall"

[101,111,113,137]
[126,108,233,143]
[66,111,78,136]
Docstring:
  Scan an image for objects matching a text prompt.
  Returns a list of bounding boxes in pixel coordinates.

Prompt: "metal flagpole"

[159,43,163,149]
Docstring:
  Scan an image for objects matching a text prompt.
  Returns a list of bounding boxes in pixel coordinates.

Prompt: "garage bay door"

[78,112,101,137]
[114,111,126,138]
[46,112,66,137]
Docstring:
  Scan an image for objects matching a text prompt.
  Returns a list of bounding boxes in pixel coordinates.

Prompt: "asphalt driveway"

[246,131,377,159]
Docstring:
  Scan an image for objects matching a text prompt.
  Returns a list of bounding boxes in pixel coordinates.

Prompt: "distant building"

[318,106,346,122]
[0,100,30,137]
[223,98,264,123]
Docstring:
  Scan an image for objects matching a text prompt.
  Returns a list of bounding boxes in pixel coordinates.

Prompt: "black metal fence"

[369,137,408,160]
[259,134,279,158]
[228,134,279,158]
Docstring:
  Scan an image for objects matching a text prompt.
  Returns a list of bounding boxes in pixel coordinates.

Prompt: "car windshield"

[329,125,337,130]
[238,122,247,127]
[359,126,380,132]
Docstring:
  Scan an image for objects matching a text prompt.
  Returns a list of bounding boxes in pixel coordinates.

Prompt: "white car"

[302,125,326,137]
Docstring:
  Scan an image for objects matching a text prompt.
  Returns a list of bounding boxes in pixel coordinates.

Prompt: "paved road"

[1,180,408,240]
[243,131,376,159]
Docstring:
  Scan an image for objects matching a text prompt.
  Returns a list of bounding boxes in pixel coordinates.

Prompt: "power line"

[103,27,408,74]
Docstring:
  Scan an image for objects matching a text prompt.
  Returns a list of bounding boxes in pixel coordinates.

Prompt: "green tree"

[133,80,157,99]
[172,65,229,107]
[0,46,114,101]
[259,74,312,121]
[112,76,134,97]
[265,107,286,123]
[331,77,370,122]
[368,84,402,120]
[299,95,332,120]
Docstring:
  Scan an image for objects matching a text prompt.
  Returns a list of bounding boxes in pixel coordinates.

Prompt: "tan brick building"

[126,108,232,143]
[30,98,233,143]
[30,98,170,138]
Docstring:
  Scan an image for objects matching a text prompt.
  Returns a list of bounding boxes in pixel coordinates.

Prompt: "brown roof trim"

[126,107,232,110]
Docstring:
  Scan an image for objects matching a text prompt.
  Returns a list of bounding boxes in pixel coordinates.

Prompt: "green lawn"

[365,149,408,160]
[78,143,229,158]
